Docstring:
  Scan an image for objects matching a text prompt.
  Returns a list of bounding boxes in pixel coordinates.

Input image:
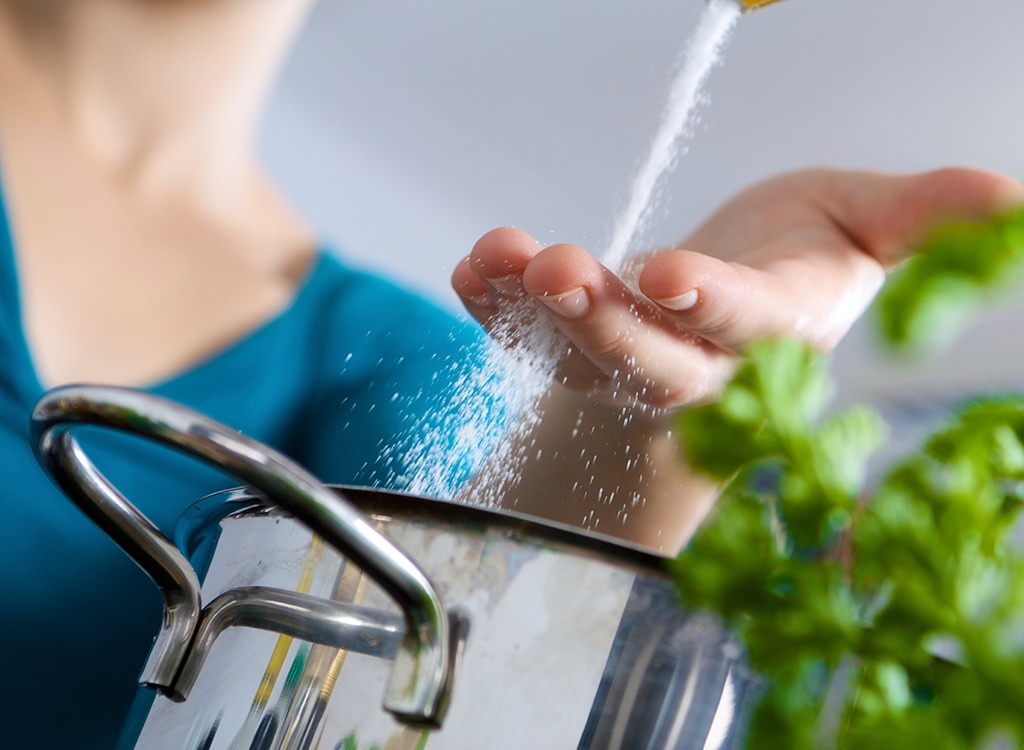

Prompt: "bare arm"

[464,384,717,553]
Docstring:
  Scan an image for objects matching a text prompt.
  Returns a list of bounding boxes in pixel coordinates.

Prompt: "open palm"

[452,167,1023,408]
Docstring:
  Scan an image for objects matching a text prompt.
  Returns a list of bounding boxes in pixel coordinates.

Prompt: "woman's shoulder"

[306,251,444,306]
[301,249,480,340]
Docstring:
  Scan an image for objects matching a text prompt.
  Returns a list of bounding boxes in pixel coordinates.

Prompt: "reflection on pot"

[32,386,759,750]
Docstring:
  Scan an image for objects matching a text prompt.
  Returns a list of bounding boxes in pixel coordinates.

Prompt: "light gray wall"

[259,0,1024,405]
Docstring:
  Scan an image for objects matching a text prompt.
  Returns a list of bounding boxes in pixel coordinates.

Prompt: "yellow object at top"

[734,0,787,11]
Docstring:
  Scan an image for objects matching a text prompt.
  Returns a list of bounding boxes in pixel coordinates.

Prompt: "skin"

[2,1,1022,552]
[0,0,316,387]
[455,167,1024,549]
[454,168,1024,406]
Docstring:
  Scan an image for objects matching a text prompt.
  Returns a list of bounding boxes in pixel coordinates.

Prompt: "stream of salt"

[603,0,741,272]
[396,0,742,508]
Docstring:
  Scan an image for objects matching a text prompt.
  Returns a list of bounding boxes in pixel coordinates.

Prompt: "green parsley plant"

[671,207,1024,748]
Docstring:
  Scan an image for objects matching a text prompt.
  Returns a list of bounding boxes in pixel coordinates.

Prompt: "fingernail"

[652,288,699,311]
[483,275,524,298]
[538,287,590,319]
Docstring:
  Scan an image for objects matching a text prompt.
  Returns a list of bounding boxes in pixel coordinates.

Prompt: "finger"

[453,227,547,344]
[815,167,1024,266]
[638,243,885,352]
[467,226,543,299]
[452,255,498,323]
[522,244,734,407]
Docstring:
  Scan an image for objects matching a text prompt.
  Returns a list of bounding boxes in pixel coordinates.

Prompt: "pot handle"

[31,385,455,728]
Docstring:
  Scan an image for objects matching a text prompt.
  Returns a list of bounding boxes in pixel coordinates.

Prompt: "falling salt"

[603,0,740,272]
[395,300,563,506]
[390,0,742,511]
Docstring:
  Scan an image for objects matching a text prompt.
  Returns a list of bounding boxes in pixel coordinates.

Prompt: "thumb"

[818,167,1024,267]
[638,245,885,353]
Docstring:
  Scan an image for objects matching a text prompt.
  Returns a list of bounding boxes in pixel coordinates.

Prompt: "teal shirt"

[0,182,500,746]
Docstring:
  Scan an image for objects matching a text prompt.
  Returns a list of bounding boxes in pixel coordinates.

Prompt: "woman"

[0,0,1019,746]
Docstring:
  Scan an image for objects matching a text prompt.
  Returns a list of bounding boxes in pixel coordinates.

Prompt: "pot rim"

[176,484,672,578]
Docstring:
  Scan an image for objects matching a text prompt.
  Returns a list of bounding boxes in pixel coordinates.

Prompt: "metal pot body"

[30,387,757,750]
[119,489,756,750]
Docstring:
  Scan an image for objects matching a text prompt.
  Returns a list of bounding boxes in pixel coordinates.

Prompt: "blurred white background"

[259,0,1024,408]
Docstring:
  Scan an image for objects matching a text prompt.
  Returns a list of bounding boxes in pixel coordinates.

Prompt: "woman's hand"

[452,167,1024,409]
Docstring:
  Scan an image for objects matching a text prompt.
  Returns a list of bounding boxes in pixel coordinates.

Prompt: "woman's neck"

[0,0,312,200]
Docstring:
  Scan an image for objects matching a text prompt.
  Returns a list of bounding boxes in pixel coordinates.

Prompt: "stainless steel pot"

[32,386,759,750]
